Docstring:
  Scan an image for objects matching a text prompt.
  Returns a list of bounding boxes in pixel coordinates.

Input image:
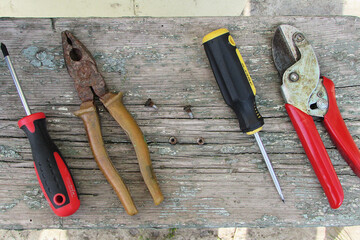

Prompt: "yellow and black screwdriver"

[203,28,284,202]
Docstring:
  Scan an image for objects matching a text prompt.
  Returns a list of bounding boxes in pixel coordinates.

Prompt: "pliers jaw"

[62,31,164,214]
[61,31,107,102]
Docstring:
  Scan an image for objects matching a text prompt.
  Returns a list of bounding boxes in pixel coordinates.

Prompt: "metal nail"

[145,98,158,109]
[183,105,194,119]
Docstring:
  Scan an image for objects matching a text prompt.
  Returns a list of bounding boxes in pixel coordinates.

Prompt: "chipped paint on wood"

[0,17,359,229]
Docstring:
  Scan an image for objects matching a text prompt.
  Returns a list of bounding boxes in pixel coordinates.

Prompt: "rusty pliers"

[61,31,163,215]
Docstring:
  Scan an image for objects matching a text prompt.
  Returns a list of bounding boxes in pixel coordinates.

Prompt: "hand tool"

[202,28,285,202]
[61,31,163,215]
[272,25,360,209]
[1,43,80,217]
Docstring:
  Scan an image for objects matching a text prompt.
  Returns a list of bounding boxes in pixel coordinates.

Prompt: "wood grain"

[0,17,360,229]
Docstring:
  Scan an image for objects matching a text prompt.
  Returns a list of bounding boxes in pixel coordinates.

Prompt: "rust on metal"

[272,25,328,117]
[183,105,194,119]
[197,137,205,145]
[145,98,158,109]
[61,31,107,102]
[169,136,177,145]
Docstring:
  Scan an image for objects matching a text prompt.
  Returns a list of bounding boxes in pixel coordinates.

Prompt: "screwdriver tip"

[282,199,285,203]
[1,42,9,57]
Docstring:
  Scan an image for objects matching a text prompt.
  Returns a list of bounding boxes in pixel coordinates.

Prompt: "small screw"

[197,137,205,145]
[169,136,177,145]
[183,105,194,119]
[317,91,323,98]
[293,32,305,43]
[289,72,299,82]
[145,98,158,110]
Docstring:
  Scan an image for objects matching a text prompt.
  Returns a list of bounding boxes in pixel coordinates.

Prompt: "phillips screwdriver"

[202,29,285,202]
[1,43,80,216]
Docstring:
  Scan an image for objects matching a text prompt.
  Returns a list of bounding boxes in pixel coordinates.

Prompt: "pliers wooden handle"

[61,31,163,215]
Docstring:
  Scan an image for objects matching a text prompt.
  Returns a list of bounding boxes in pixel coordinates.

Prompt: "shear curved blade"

[272,25,301,77]
[272,25,327,117]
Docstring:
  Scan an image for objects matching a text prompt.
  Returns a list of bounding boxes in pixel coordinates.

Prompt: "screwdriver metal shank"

[1,43,80,217]
[203,29,284,202]
[2,46,31,115]
[254,132,284,202]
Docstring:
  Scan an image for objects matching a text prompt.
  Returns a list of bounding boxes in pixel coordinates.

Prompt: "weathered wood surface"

[0,17,360,229]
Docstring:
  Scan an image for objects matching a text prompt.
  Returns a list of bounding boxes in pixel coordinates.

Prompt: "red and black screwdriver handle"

[285,77,360,209]
[18,112,80,217]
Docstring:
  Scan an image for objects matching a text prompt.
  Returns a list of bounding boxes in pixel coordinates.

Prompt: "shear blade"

[272,25,325,117]
[272,25,302,77]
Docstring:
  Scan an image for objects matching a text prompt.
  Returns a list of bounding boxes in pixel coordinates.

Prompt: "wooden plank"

[0,16,359,229]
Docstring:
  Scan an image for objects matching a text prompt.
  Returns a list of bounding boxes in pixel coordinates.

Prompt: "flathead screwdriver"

[202,29,285,202]
[1,43,80,216]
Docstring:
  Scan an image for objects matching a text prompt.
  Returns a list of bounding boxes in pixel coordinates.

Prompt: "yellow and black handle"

[203,28,263,135]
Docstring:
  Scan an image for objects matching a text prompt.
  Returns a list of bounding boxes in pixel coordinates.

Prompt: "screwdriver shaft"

[1,43,31,116]
[2,43,81,216]
[202,30,284,203]
[5,56,31,116]
[254,132,285,202]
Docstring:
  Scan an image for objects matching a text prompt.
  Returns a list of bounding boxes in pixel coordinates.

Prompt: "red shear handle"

[285,104,343,209]
[322,77,360,177]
